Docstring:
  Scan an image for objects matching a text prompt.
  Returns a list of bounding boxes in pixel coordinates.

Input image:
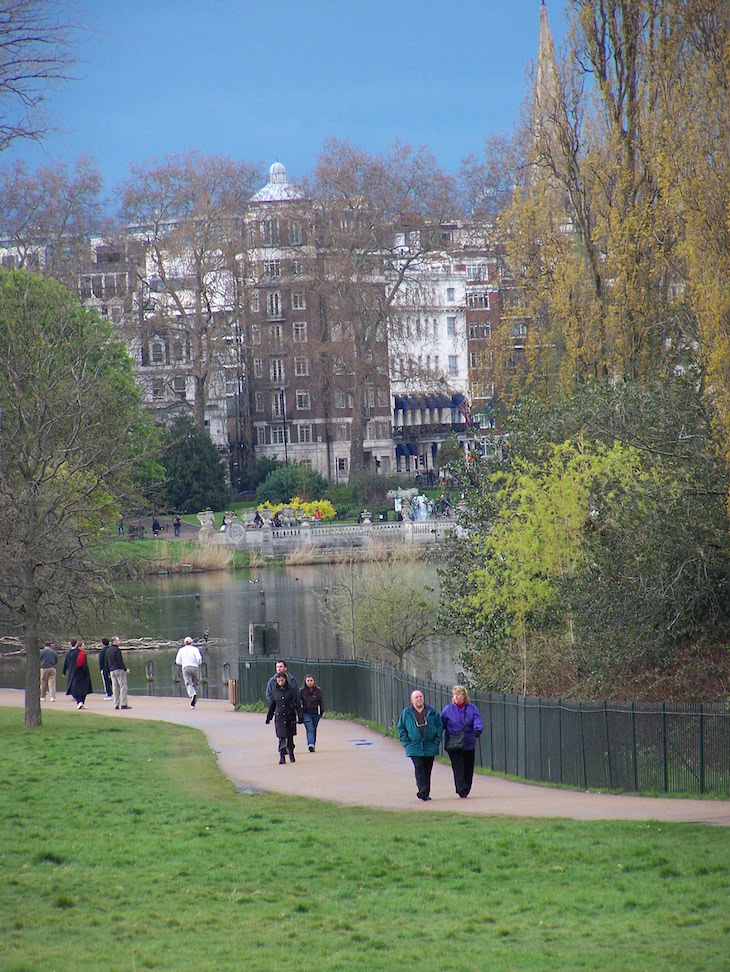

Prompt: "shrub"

[256,465,329,504]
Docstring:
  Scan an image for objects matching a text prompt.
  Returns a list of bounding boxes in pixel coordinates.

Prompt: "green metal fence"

[238,657,730,796]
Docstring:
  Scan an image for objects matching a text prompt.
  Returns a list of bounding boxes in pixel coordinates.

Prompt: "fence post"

[632,702,638,792]
[559,698,563,785]
[662,702,669,793]
[604,700,613,790]
[700,704,705,795]
[580,702,588,789]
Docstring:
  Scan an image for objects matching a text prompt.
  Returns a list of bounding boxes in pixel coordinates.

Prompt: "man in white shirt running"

[175,636,203,707]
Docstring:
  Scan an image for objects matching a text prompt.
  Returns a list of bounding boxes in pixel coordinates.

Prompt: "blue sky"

[4,0,569,193]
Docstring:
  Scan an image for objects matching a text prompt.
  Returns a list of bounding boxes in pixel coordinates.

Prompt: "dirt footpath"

[4,689,730,825]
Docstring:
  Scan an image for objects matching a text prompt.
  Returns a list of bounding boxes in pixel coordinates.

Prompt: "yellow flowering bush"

[257,498,336,521]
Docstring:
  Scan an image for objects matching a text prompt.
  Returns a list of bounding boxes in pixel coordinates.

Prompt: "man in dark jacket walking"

[397,689,443,801]
[107,636,131,710]
[98,637,113,700]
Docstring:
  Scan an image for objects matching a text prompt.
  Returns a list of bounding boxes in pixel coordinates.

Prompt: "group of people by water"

[40,643,481,801]
[40,636,131,710]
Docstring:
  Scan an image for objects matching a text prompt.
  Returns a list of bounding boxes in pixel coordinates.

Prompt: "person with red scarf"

[64,640,93,709]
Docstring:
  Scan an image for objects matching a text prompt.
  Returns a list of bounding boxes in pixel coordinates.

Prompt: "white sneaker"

[76,701,84,709]
[49,697,55,702]
[104,695,113,701]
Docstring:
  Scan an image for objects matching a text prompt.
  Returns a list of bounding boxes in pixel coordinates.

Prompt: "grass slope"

[2,708,729,971]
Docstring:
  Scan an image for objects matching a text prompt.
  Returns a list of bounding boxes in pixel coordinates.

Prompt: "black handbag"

[445,729,465,752]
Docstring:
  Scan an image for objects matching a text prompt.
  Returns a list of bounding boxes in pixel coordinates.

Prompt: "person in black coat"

[98,637,113,700]
[266,672,303,764]
[64,640,93,709]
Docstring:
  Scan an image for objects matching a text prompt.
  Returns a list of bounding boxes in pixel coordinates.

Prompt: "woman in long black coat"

[64,640,93,709]
[265,672,303,763]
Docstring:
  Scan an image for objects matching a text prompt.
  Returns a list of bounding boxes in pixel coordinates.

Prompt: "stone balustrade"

[197,510,461,557]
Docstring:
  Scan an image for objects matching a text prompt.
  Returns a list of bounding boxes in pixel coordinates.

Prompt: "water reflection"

[0,565,461,697]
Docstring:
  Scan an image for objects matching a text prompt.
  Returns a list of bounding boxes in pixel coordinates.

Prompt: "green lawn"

[3,707,729,971]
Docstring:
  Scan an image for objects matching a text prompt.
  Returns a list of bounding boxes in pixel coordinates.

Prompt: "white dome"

[250,161,304,203]
[269,161,287,183]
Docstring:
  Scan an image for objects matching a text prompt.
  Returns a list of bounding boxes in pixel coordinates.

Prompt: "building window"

[294,356,309,377]
[337,457,348,475]
[376,421,390,439]
[334,389,346,409]
[467,291,490,309]
[298,425,312,443]
[250,291,260,313]
[267,292,282,318]
[377,388,388,407]
[469,322,491,340]
[290,221,304,246]
[272,391,285,418]
[270,358,285,383]
[511,321,528,339]
[446,287,455,302]
[293,321,308,342]
[448,355,458,376]
[173,376,186,399]
[335,423,350,441]
[296,389,311,410]
[257,426,268,446]
[261,219,280,245]
[255,391,264,412]
[292,292,306,310]
[151,341,165,364]
[472,381,495,400]
[434,354,439,371]
[253,358,263,378]
[269,323,283,347]
[151,379,164,399]
[292,259,303,276]
[264,259,280,278]
[300,458,313,469]
[251,323,261,344]
[447,316,456,337]
[271,426,287,444]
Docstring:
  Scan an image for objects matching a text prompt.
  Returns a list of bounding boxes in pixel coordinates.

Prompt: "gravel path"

[4,688,729,825]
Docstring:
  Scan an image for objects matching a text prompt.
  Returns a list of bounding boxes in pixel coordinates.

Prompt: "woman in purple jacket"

[440,685,483,798]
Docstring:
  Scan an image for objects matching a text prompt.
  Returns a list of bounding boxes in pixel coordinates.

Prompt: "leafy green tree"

[156,417,230,515]
[0,269,161,727]
[256,464,329,505]
[235,456,281,494]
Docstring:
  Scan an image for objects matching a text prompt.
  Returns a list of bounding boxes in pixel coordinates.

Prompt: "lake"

[0,565,462,698]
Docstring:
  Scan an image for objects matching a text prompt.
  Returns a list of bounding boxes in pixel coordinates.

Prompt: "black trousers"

[278,730,295,754]
[448,748,476,796]
[410,755,435,797]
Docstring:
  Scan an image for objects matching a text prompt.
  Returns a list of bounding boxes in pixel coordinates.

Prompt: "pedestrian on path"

[98,638,113,700]
[65,640,93,709]
[397,689,442,801]
[441,685,483,798]
[107,636,131,709]
[300,674,324,752]
[266,672,303,763]
[40,642,58,701]
[176,636,202,707]
[265,660,299,705]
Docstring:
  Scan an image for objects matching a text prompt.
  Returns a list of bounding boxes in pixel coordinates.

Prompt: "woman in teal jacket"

[397,689,443,801]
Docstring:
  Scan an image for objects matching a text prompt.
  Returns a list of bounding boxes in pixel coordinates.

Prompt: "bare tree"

[321,560,438,672]
[118,151,262,432]
[308,139,456,474]
[0,0,77,153]
[0,155,103,282]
